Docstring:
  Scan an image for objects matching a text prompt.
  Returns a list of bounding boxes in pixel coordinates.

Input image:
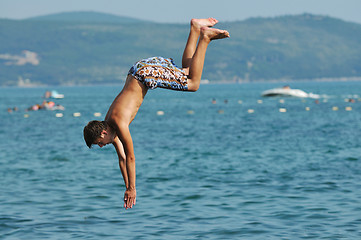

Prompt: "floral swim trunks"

[128,56,188,91]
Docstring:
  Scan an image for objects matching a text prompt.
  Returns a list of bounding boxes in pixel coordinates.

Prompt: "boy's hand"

[124,188,136,209]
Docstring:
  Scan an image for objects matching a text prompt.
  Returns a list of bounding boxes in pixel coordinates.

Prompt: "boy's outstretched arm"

[113,123,136,209]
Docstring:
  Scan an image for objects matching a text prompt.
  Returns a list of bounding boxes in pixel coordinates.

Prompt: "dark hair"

[83,120,108,148]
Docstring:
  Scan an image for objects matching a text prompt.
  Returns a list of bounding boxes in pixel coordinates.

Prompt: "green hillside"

[0,12,360,86]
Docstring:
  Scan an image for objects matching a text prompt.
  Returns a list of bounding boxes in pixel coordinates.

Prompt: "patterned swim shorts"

[128,56,188,91]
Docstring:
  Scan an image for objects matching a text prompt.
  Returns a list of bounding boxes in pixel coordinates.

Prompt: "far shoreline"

[1,76,361,88]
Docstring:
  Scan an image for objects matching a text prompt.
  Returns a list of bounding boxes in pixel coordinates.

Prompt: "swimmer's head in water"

[83,120,108,148]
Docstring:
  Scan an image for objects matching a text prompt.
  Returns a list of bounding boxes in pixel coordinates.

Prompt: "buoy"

[94,112,102,117]
[332,106,339,111]
[56,113,63,118]
[345,107,352,111]
[217,110,224,114]
[305,107,310,111]
[24,114,29,118]
[279,99,285,103]
[156,111,164,116]
[187,110,194,115]
[279,108,287,113]
[257,100,263,104]
[73,112,81,117]
[238,100,243,104]
[247,109,254,114]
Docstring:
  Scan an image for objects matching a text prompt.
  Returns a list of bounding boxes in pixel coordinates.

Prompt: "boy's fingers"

[123,196,135,209]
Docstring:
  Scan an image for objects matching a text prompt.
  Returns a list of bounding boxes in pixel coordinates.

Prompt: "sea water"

[1,81,361,239]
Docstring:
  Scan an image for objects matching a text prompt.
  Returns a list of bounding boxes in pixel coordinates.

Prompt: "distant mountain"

[0,12,361,86]
[26,11,146,24]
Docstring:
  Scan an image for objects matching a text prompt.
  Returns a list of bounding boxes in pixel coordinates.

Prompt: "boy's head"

[83,120,111,148]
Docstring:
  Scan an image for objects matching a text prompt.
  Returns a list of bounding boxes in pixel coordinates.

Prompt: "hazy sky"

[1,0,361,24]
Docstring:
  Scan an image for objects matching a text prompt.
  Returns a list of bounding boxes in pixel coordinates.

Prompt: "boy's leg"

[186,27,230,92]
[182,18,218,69]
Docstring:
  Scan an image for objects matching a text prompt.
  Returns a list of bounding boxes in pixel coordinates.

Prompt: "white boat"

[45,90,64,99]
[261,86,319,99]
[51,90,64,99]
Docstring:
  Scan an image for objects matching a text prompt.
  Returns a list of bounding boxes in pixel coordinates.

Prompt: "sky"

[1,0,361,24]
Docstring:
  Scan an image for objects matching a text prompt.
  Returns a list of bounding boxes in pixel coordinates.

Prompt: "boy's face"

[95,130,113,148]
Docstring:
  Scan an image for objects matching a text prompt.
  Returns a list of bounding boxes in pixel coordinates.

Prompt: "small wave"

[184,194,203,200]
[345,157,358,161]
[50,155,70,162]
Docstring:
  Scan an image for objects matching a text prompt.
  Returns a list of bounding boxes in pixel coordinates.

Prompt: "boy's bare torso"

[105,75,148,126]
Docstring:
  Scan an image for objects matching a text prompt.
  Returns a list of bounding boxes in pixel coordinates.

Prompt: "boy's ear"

[100,130,107,138]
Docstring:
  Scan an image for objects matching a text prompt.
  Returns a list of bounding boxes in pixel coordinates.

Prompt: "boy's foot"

[200,27,230,41]
[191,18,218,31]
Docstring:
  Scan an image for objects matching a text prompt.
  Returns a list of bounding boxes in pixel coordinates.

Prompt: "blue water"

[1,81,361,239]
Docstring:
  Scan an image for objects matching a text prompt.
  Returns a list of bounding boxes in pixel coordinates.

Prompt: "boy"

[83,18,229,209]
